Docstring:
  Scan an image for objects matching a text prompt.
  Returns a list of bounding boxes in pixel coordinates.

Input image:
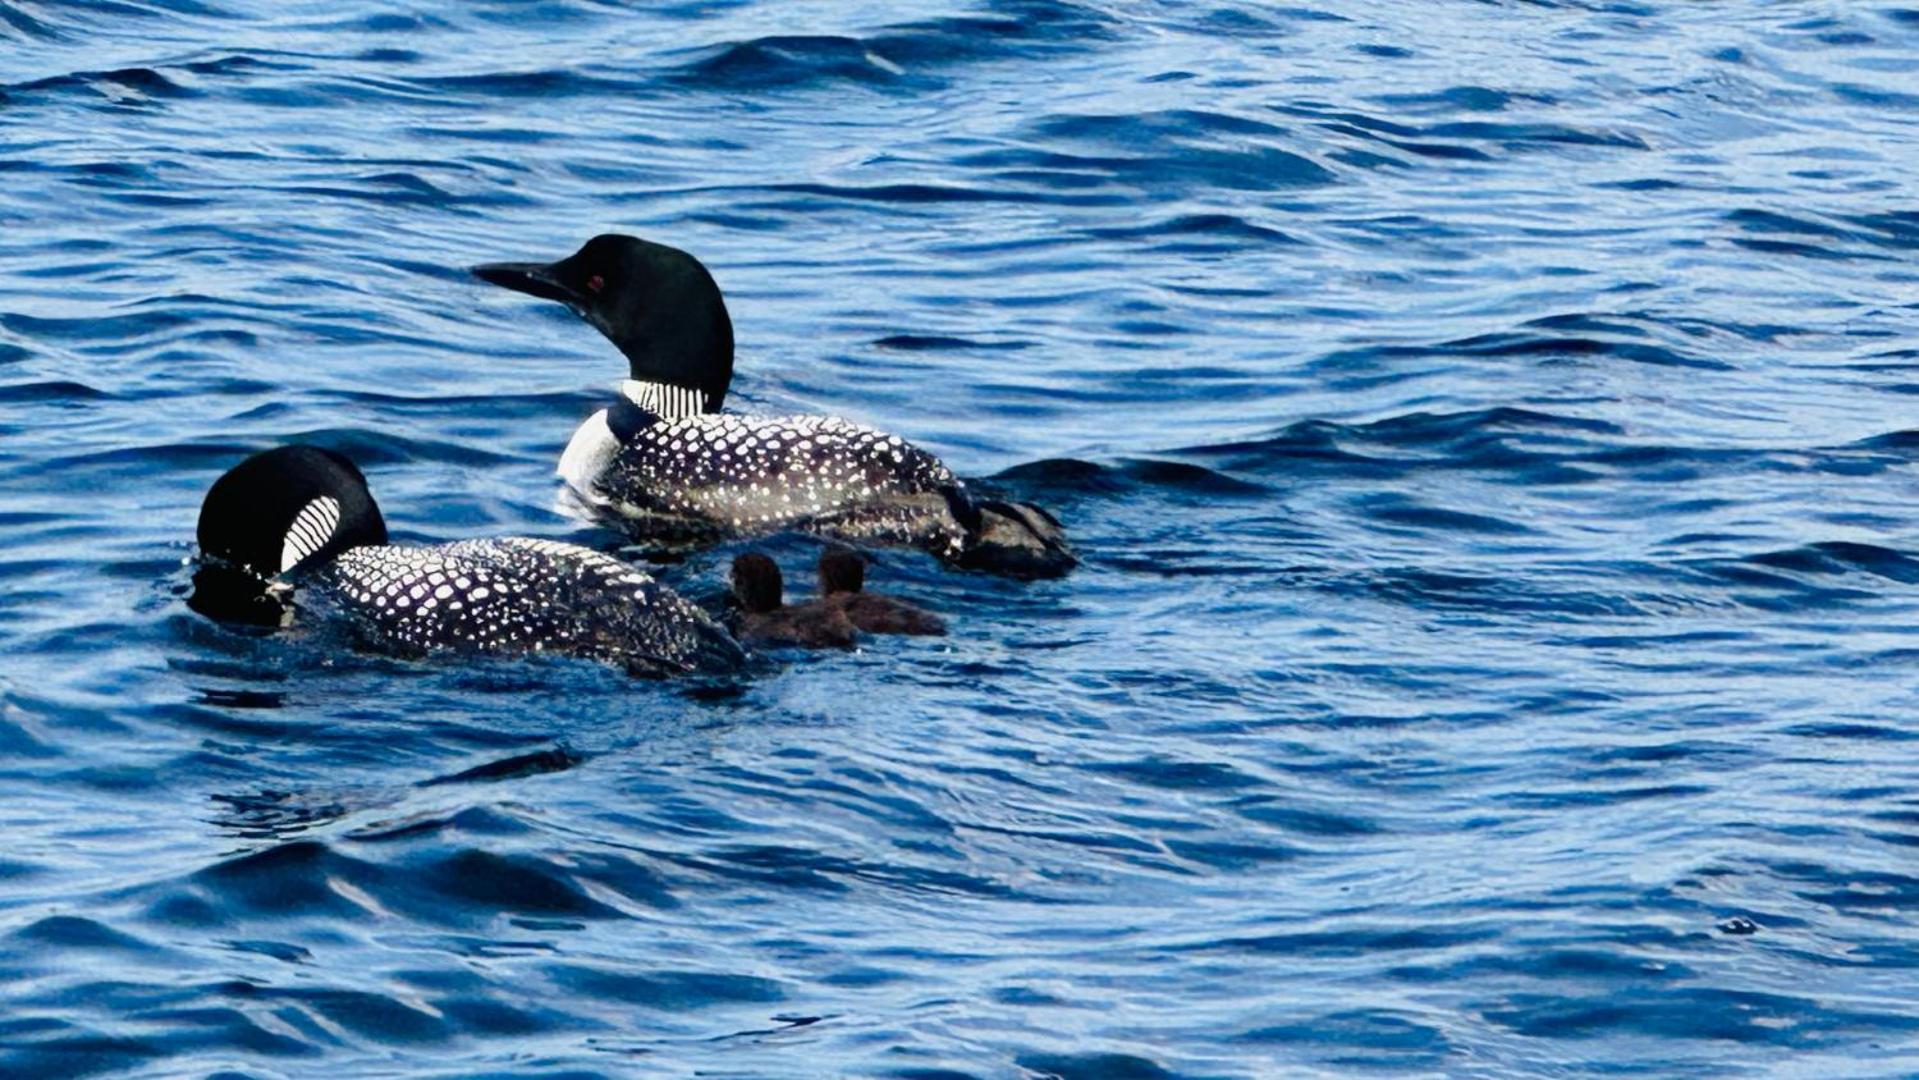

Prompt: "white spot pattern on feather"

[313,537,735,672]
[585,410,970,557]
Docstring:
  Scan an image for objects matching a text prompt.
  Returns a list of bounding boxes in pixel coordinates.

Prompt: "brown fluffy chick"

[818,550,947,636]
[730,553,857,649]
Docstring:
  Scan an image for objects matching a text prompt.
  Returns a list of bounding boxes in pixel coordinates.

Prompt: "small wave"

[667,0,1114,92]
[8,65,200,106]
[408,68,647,99]
[1235,798,1382,837]
[1015,1052,1179,1080]
[1305,321,1730,377]
[1236,1008,1451,1069]
[1,308,209,346]
[278,170,480,208]
[997,408,1628,499]
[1271,99,1648,168]
[1709,541,1919,585]
[1353,567,1654,618]
[1727,206,1917,260]
[1020,110,1337,191]
[1081,755,1264,790]
[873,334,1031,351]
[1205,922,1504,957]
[880,0,1118,63]
[0,694,60,758]
[1485,986,1919,1045]
[0,1,63,41]
[1164,838,1309,870]
[1178,7,1343,38]
[0,379,111,404]
[1497,783,1712,810]
[1422,331,1725,370]
[417,746,584,786]
[1361,496,1532,536]
[755,179,1130,208]
[10,914,152,951]
[1371,85,1552,114]
[668,34,941,92]
[1183,407,1621,477]
[1085,212,1301,249]
[547,963,785,1009]
[163,837,631,926]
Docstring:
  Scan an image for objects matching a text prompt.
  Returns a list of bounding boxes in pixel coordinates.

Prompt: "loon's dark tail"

[685,621,751,673]
[940,486,1076,579]
[625,624,748,679]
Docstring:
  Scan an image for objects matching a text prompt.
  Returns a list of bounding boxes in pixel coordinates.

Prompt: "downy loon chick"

[729,552,857,650]
[818,549,946,636]
[473,234,1076,580]
[191,445,744,676]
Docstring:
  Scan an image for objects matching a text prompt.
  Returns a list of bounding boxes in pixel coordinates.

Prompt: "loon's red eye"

[586,275,605,294]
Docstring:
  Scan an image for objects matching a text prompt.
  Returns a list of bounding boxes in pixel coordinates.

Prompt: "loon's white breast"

[559,379,707,501]
[558,407,617,503]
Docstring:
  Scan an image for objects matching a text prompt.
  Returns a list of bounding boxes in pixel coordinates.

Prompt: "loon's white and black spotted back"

[477,234,1077,578]
[560,382,969,558]
[192,446,744,674]
[315,537,739,674]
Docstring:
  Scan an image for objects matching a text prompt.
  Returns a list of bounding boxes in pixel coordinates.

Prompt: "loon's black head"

[474,234,735,410]
[731,553,784,614]
[191,445,388,623]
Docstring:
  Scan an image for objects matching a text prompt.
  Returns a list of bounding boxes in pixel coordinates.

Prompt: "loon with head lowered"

[191,445,745,676]
[473,235,1076,579]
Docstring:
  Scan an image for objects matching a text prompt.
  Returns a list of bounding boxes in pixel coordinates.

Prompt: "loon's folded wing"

[314,538,743,673]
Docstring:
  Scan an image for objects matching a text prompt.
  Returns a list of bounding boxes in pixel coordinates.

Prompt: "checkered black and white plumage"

[560,381,973,560]
[310,536,743,675]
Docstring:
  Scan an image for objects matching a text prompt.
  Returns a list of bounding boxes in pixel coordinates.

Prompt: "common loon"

[473,234,1076,580]
[190,445,744,676]
[818,549,946,636]
[729,552,857,650]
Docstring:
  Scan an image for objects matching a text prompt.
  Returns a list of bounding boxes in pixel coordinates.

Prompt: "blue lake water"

[4,1,1919,1075]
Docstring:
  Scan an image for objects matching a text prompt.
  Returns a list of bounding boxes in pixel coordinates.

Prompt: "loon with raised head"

[190,445,745,676]
[472,235,1076,580]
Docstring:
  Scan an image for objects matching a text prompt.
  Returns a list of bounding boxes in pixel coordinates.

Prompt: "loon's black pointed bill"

[473,261,580,305]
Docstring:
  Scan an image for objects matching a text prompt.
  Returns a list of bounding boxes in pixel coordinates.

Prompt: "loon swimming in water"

[472,235,1076,580]
[190,445,744,676]
[729,552,857,650]
[817,549,947,637]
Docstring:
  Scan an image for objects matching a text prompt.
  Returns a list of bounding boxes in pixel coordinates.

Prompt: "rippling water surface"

[4,1,1919,1075]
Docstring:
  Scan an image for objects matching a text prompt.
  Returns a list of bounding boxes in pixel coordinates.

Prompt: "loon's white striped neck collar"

[619,379,708,419]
